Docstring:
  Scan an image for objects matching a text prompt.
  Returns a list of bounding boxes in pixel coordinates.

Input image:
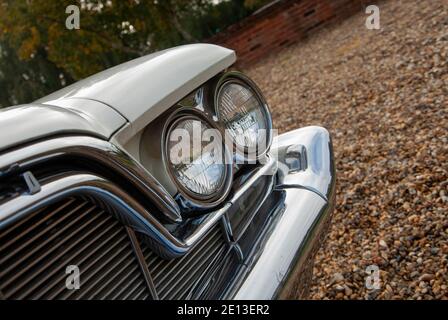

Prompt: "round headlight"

[216,76,272,158]
[164,114,231,204]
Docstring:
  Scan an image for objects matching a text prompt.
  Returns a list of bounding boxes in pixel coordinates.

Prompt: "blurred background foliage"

[0,0,271,107]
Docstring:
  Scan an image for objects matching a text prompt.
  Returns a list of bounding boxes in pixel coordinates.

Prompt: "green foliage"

[0,0,270,107]
[0,42,71,108]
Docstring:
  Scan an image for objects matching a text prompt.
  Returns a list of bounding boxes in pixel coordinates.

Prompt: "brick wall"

[207,0,374,67]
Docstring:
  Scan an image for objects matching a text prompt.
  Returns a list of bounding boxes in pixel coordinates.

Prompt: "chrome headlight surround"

[162,109,233,208]
[214,72,273,161]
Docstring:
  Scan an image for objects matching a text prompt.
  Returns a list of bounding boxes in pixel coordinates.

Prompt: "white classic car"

[0,44,335,300]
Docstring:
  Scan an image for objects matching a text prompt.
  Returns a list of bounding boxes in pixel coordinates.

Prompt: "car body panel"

[42,97,127,136]
[0,103,126,152]
[36,44,236,145]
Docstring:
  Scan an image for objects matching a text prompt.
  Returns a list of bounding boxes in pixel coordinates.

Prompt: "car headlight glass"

[216,79,271,156]
[166,116,227,198]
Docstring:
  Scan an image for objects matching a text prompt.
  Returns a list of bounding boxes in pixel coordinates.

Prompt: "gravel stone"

[245,0,448,299]
[419,274,435,282]
[332,272,345,284]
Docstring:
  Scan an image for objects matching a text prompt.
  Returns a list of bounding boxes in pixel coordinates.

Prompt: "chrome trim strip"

[231,156,277,202]
[125,226,159,300]
[0,152,278,258]
[275,184,328,202]
[0,136,182,223]
[0,173,183,247]
[173,155,276,247]
[185,155,277,246]
[185,203,232,246]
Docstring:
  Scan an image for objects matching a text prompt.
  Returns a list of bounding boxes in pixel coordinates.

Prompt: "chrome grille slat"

[76,250,135,299]
[140,223,228,300]
[120,278,147,300]
[0,197,150,300]
[0,201,92,268]
[113,276,146,300]
[32,228,126,299]
[46,240,130,300]
[101,267,141,299]
[158,233,225,299]
[9,212,113,299]
[0,204,98,289]
[130,286,147,300]
[136,291,150,300]
[156,229,221,292]
[59,239,130,300]
[144,249,175,274]
[175,244,227,299]
[0,199,76,243]
[151,227,221,284]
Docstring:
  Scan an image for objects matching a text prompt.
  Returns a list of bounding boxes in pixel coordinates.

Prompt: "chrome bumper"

[232,126,336,299]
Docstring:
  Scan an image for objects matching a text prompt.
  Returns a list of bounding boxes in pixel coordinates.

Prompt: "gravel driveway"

[245,0,447,299]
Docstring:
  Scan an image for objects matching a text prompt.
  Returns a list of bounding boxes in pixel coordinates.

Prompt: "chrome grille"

[0,197,150,300]
[0,195,232,300]
[140,224,227,300]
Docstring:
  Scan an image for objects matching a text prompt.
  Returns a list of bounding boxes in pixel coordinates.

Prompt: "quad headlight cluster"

[163,72,272,208]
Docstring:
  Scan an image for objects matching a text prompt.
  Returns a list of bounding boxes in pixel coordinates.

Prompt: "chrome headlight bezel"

[214,72,273,161]
[162,109,233,208]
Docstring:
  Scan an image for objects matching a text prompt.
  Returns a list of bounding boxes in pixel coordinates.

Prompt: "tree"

[0,0,271,107]
[0,41,71,107]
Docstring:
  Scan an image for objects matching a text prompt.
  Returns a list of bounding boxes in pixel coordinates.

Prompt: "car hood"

[36,44,236,144]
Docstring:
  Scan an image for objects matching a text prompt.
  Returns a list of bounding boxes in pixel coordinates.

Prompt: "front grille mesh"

[141,224,227,300]
[0,196,231,300]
